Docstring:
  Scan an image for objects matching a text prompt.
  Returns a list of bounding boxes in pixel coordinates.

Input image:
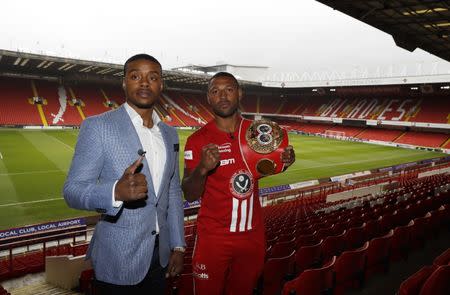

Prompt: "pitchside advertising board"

[0,218,85,241]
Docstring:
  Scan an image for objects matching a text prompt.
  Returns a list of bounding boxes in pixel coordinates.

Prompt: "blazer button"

[151,230,157,235]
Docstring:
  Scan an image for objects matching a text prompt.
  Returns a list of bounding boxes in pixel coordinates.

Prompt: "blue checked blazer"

[63,105,185,285]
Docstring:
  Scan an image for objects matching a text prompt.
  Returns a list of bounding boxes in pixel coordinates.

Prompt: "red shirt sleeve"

[184,135,202,171]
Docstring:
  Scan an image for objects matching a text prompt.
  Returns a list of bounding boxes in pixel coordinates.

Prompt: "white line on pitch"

[0,169,65,177]
[50,136,74,151]
[0,197,63,208]
[0,150,3,160]
[290,151,428,172]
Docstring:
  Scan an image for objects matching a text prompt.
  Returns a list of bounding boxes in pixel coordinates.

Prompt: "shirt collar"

[124,102,161,129]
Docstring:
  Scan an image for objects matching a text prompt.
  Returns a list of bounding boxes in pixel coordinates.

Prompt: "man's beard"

[133,101,155,109]
[212,104,239,118]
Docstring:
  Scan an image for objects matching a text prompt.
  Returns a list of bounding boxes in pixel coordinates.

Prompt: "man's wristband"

[173,247,186,253]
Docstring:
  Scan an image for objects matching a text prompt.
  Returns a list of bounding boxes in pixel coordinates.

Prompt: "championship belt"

[238,118,289,178]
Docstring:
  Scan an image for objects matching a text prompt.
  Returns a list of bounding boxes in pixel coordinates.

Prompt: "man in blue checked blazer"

[63,54,185,295]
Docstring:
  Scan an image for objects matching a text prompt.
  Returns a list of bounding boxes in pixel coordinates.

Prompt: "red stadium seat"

[315,226,335,241]
[79,268,94,294]
[390,222,413,262]
[294,240,323,274]
[296,232,317,248]
[364,218,381,240]
[281,256,336,295]
[269,239,297,259]
[344,223,366,249]
[262,251,295,295]
[365,230,393,279]
[398,265,436,295]
[411,216,430,249]
[334,242,369,295]
[418,265,450,295]
[433,248,450,267]
[379,212,398,234]
[321,231,346,262]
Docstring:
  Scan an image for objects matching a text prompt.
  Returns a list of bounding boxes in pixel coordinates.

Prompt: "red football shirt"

[184,120,264,236]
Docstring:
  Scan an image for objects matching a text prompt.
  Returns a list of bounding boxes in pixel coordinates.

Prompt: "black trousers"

[94,236,167,295]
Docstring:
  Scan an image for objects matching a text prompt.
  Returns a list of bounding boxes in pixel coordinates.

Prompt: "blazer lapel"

[114,106,157,200]
[156,122,173,200]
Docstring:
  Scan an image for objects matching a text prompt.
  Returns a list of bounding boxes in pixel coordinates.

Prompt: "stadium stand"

[239,94,257,113]
[258,96,283,114]
[69,85,114,118]
[242,95,450,124]
[34,80,83,126]
[356,128,404,142]
[394,131,449,148]
[0,77,42,125]
[398,247,450,295]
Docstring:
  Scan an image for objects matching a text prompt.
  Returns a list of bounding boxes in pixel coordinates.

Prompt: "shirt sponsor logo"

[194,272,209,280]
[218,143,232,153]
[220,158,235,166]
[184,150,193,160]
[193,263,209,280]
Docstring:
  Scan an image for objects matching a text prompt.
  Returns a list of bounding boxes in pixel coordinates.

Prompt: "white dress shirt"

[112,102,166,233]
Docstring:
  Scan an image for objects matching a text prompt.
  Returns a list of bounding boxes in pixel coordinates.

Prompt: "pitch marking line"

[290,151,429,172]
[0,197,63,208]
[50,136,74,151]
[0,169,65,177]
[0,150,3,160]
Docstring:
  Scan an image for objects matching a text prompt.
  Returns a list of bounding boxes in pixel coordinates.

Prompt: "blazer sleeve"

[167,130,186,249]
[63,117,122,216]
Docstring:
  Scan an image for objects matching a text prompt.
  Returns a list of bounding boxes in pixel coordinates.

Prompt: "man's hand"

[166,251,184,278]
[198,143,220,175]
[281,145,295,169]
[114,156,148,202]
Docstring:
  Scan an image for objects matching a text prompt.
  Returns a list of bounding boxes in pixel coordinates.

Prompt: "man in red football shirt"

[182,72,295,295]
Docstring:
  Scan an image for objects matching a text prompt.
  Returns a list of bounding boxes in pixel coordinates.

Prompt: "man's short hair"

[123,54,162,76]
[208,72,240,90]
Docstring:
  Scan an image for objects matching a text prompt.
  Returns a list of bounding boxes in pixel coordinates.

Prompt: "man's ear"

[122,78,126,91]
[238,88,243,102]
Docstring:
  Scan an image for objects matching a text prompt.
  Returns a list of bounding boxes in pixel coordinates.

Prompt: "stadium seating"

[394,131,449,148]
[356,128,404,142]
[334,242,368,294]
[412,97,450,124]
[79,268,94,294]
[343,224,366,249]
[281,256,336,295]
[0,77,42,125]
[390,222,413,262]
[70,85,113,118]
[261,250,295,295]
[398,265,437,295]
[397,243,450,294]
[258,96,283,114]
[239,94,258,113]
[433,248,450,267]
[321,231,346,262]
[294,240,322,274]
[418,265,450,295]
[34,80,83,126]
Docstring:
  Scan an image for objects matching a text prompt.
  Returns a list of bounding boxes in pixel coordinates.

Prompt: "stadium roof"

[0,49,261,89]
[316,0,450,62]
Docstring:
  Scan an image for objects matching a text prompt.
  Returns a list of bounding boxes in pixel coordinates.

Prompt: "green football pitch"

[0,129,444,230]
